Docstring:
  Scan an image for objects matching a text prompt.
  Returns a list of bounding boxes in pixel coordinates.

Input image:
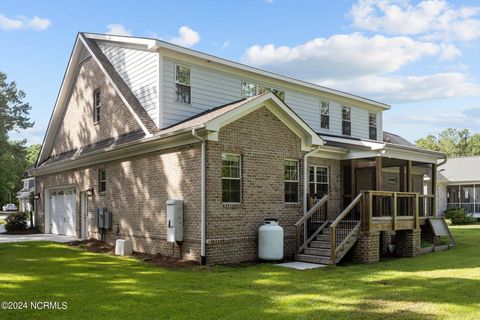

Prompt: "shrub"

[445,208,477,225]
[5,212,28,232]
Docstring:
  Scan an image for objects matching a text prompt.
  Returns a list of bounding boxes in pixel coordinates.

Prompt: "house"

[437,156,480,218]
[31,32,446,265]
[16,177,35,212]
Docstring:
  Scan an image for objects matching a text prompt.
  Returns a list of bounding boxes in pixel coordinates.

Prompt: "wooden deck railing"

[295,194,329,254]
[330,192,363,262]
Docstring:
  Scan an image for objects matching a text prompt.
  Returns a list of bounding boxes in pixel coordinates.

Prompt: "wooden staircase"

[295,193,363,265]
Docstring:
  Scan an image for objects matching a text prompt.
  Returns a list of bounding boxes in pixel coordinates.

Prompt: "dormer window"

[342,106,351,136]
[175,64,191,104]
[369,113,377,140]
[320,101,329,129]
[93,89,101,123]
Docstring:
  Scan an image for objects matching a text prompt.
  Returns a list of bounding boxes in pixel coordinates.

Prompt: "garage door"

[50,188,76,236]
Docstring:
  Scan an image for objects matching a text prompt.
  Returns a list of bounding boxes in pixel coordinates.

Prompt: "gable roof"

[161,92,324,149]
[83,32,390,110]
[32,92,324,175]
[439,156,480,183]
[36,33,159,166]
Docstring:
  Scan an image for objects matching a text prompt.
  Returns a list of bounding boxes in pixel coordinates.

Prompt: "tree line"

[0,71,40,206]
[415,128,480,157]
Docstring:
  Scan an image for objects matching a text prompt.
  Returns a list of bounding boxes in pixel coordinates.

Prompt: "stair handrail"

[295,194,329,254]
[330,192,364,262]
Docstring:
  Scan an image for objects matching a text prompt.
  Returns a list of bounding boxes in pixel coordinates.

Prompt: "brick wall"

[307,157,342,219]
[352,231,380,263]
[36,144,202,261]
[51,57,142,156]
[205,107,304,264]
[395,229,421,257]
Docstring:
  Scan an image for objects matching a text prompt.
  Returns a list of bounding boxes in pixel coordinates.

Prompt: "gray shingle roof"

[439,156,480,182]
[383,131,414,147]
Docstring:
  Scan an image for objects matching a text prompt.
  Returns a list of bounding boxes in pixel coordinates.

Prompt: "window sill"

[284,202,300,207]
[222,203,242,208]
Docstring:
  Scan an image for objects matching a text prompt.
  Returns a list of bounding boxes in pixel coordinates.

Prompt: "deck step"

[310,240,330,249]
[304,247,331,256]
[321,228,331,235]
[296,254,333,265]
[316,234,331,241]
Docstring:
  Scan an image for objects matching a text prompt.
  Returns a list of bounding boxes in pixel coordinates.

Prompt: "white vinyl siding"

[160,56,383,140]
[98,43,160,126]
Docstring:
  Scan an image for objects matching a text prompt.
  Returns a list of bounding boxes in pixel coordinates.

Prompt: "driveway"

[0,230,76,243]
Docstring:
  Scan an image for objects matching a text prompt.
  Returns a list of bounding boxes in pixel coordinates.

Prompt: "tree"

[26,144,41,167]
[415,128,480,157]
[0,71,34,205]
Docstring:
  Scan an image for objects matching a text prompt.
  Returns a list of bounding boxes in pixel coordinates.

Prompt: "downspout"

[303,146,322,214]
[192,128,206,265]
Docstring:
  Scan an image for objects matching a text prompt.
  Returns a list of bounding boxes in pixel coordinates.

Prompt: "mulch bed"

[68,239,200,269]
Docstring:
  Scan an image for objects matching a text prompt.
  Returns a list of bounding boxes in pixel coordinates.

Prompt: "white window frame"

[175,63,191,104]
[369,112,377,140]
[99,169,107,194]
[309,166,329,196]
[342,105,351,136]
[221,153,242,204]
[241,80,285,101]
[93,88,101,123]
[284,159,299,204]
[320,101,330,129]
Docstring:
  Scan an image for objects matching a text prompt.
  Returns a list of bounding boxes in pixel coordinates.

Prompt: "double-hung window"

[175,64,191,104]
[99,169,106,193]
[320,101,330,129]
[342,106,351,136]
[284,160,299,203]
[222,154,241,203]
[93,89,101,123]
[309,166,329,198]
[241,81,285,101]
[369,113,377,140]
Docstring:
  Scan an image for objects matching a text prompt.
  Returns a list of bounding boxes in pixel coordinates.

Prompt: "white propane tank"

[258,218,284,260]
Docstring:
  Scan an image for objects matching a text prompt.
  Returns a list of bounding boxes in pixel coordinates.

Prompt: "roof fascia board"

[83,33,389,110]
[204,93,323,149]
[32,131,200,176]
[37,36,85,164]
[79,35,153,137]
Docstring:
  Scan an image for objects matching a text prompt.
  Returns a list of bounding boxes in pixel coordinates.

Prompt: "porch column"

[375,157,382,190]
[406,160,413,192]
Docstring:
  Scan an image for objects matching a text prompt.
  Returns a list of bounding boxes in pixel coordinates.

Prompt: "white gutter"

[192,128,206,265]
[303,146,322,214]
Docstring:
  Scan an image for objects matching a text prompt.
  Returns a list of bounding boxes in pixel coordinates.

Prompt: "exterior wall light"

[86,188,94,197]
[34,193,40,200]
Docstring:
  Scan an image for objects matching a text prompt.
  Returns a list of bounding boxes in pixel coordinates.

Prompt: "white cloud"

[396,108,480,130]
[8,124,46,145]
[318,73,480,103]
[350,0,480,41]
[106,24,131,36]
[242,33,440,79]
[168,26,200,48]
[0,13,50,31]
[439,43,461,61]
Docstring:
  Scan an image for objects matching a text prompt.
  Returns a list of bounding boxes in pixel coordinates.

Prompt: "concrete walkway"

[0,229,76,244]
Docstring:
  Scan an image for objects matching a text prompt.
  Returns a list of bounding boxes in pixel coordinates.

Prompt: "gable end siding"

[99,43,159,126]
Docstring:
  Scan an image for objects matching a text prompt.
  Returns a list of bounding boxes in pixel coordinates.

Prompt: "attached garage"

[49,188,76,236]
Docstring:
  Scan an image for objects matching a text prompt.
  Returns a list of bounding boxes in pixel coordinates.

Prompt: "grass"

[0,219,5,225]
[1,226,479,320]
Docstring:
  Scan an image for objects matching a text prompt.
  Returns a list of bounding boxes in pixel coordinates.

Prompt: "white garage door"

[50,188,76,236]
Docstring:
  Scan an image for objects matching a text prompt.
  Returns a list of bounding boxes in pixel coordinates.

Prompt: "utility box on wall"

[94,208,112,230]
[166,199,183,242]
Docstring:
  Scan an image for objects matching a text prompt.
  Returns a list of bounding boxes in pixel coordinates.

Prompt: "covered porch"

[296,134,446,265]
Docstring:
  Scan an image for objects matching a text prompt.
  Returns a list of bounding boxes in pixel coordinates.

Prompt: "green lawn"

[1,226,479,320]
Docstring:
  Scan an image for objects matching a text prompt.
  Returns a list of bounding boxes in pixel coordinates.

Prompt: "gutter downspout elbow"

[303,146,322,215]
[192,128,206,265]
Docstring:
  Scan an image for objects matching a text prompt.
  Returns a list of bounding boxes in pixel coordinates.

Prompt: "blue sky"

[1,0,480,145]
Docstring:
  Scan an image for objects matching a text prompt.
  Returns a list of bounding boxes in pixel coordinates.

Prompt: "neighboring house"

[31,33,445,265]
[437,156,480,218]
[16,177,35,212]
